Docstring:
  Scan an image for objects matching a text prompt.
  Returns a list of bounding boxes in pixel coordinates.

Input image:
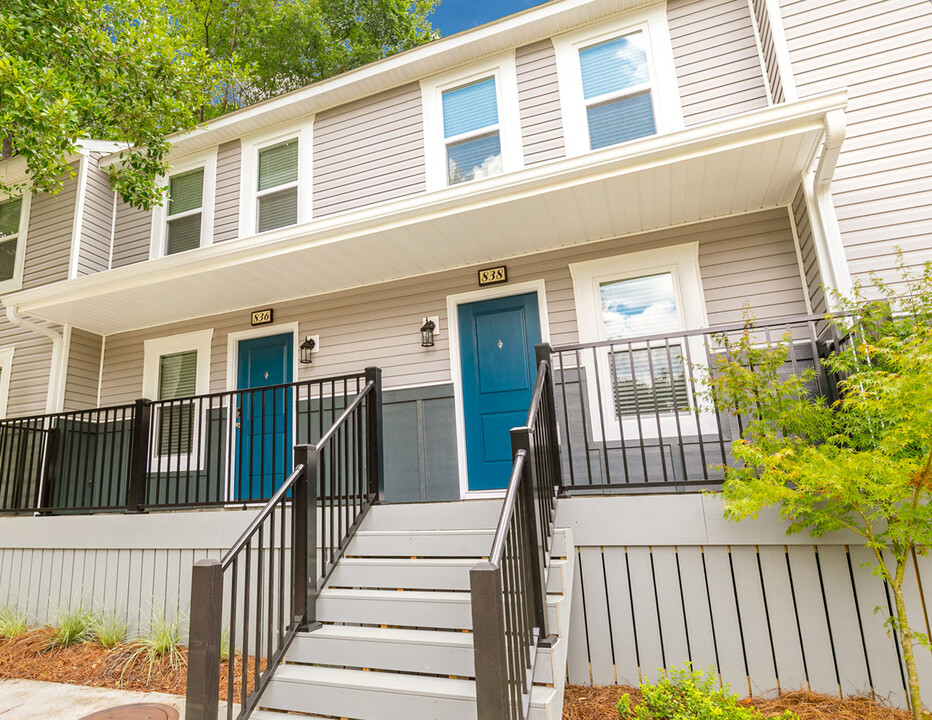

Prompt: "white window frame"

[142,329,213,470]
[569,243,712,442]
[239,119,314,237]
[421,51,523,192]
[0,346,14,419]
[0,191,32,294]
[150,148,218,259]
[553,7,684,158]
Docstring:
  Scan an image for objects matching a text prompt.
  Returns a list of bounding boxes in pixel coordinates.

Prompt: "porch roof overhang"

[5,92,846,336]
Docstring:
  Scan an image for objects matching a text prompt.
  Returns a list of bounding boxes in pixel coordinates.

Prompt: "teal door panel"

[458,292,541,491]
[235,333,293,500]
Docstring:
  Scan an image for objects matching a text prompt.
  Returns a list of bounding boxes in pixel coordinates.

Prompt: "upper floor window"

[150,148,216,259]
[554,8,684,158]
[0,193,30,293]
[421,52,523,192]
[257,139,299,232]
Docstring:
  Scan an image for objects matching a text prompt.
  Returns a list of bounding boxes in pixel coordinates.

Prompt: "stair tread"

[296,624,473,648]
[270,664,477,699]
[320,588,470,602]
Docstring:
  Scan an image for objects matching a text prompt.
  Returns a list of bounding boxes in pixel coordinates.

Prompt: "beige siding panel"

[0,318,59,417]
[77,154,115,276]
[64,328,103,411]
[792,185,826,313]
[313,83,426,218]
[751,0,784,103]
[99,209,804,405]
[22,170,78,290]
[516,40,566,166]
[668,0,770,126]
[780,0,932,281]
[214,140,241,244]
[111,198,152,268]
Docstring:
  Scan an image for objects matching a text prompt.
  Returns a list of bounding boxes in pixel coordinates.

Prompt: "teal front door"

[235,333,293,500]
[458,292,542,491]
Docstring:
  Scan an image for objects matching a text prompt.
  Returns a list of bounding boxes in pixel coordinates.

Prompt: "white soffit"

[6,93,844,335]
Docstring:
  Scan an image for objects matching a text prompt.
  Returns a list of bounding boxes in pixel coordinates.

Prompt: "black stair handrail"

[185,367,383,720]
[470,345,562,720]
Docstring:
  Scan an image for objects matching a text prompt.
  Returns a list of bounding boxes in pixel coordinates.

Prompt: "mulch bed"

[563,684,915,719]
[0,628,260,700]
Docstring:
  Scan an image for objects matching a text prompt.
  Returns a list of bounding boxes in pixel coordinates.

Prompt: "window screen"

[166,168,204,255]
[157,350,197,455]
[442,77,503,185]
[579,32,656,150]
[257,140,298,232]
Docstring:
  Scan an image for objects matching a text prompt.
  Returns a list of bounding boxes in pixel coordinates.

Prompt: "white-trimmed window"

[142,330,212,464]
[0,347,14,419]
[570,244,711,440]
[150,149,217,258]
[0,193,30,293]
[421,53,523,192]
[554,8,684,157]
[239,121,313,237]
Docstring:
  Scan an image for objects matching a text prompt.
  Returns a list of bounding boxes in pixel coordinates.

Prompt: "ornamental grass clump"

[616,665,798,720]
[118,606,187,683]
[48,604,96,648]
[92,608,129,649]
[0,607,29,639]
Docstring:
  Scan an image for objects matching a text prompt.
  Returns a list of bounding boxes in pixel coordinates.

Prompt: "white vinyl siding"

[515,40,566,166]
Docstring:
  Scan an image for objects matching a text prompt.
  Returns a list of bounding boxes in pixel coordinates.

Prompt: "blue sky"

[430,0,549,36]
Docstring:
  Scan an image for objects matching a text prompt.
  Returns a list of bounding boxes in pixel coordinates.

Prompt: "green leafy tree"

[0,0,244,209]
[706,258,932,720]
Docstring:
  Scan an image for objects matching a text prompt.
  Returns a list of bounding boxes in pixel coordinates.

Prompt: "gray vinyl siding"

[313,83,426,218]
[110,197,151,268]
[77,154,115,275]
[214,140,241,243]
[750,0,784,103]
[98,209,804,406]
[63,328,103,411]
[0,318,58,418]
[792,185,825,314]
[516,40,565,166]
[21,169,78,290]
[668,0,770,126]
[779,0,932,281]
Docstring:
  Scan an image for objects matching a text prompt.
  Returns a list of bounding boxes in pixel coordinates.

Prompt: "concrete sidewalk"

[0,678,192,719]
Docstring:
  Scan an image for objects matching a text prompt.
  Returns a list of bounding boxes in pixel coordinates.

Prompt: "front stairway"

[253,499,576,720]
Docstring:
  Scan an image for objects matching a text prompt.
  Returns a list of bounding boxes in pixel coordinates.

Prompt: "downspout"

[804,106,852,308]
[5,304,66,413]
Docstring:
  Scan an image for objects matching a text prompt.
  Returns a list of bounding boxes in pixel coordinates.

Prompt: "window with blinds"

[166,169,204,255]
[599,272,689,417]
[578,32,656,150]
[0,197,23,282]
[257,139,298,232]
[157,350,197,455]
[442,77,503,185]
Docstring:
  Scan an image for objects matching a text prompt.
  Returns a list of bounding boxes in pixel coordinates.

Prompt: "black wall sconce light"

[299,335,317,364]
[420,318,437,348]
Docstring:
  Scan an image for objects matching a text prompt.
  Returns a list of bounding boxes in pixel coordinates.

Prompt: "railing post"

[185,558,222,720]
[293,444,320,631]
[126,398,151,512]
[37,418,58,512]
[534,343,564,495]
[364,367,384,502]
[470,562,509,720]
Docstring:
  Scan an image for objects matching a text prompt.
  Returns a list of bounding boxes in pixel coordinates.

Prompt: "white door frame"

[446,279,550,500]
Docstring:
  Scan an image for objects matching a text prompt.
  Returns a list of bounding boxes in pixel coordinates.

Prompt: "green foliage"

[92,608,129,649]
[616,665,798,720]
[705,253,932,719]
[121,606,187,682]
[219,625,230,662]
[48,604,96,648]
[0,606,29,639]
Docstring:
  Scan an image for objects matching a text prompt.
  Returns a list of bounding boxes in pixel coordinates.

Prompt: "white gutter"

[5,305,66,413]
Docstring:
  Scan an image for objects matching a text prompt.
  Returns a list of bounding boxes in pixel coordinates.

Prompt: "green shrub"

[0,607,29,639]
[92,608,129,649]
[219,626,230,662]
[616,665,799,720]
[48,604,96,648]
[121,606,187,682]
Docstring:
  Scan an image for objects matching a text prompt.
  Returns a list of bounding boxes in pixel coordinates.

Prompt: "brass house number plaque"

[251,309,273,326]
[478,266,507,286]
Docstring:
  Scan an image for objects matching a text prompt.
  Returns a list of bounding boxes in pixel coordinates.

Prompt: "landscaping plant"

[119,606,187,683]
[48,604,96,648]
[0,607,29,639]
[616,664,798,719]
[705,257,932,720]
[92,608,129,649]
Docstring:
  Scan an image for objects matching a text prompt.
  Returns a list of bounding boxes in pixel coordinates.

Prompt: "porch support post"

[470,561,509,720]
[535,343,564,495]
[364,367,384,502]
[185,558,222,720]
[126,398,151,511]
[293,444,320,631]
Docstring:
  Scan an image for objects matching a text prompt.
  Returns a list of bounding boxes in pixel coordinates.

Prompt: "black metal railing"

[0,371,371,514]
[184,368,382,720]
[550,313,844,492]
[470,345,562,720]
